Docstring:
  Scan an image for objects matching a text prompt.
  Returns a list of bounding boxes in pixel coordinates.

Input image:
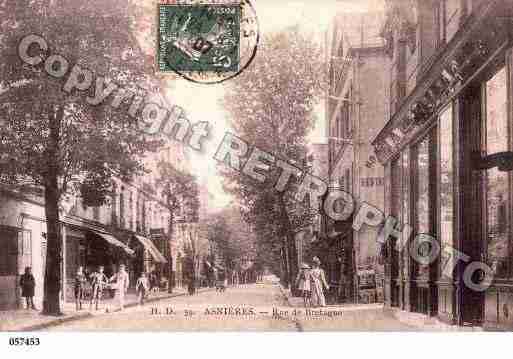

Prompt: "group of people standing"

[74,264,130,311]
[295,256,330,308]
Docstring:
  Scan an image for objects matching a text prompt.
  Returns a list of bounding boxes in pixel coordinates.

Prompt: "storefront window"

[416,136,430,278]
[439,106,454,253]
[401,150,410,278]
[485,67,509,278]
[391,158,402,279]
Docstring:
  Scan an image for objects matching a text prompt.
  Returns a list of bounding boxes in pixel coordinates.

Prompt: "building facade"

[0,138,201,309]
[325,11,389,304]
[373,0,513,329]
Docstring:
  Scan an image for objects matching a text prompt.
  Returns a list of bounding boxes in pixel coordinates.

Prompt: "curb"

[8,312,94,332]
[277,284,303,332]
[10,288,215,331]
[387,307,484,331]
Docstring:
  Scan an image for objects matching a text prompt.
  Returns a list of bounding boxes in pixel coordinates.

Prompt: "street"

[47,284,419,331]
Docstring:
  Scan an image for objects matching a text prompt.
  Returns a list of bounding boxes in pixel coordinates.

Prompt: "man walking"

[110,264,130,311]
[89,265,108,311]
[136,272,150,305]
[74,266,87,311]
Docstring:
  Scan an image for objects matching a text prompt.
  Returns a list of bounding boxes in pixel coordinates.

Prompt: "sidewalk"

[279,285,383,311]
[0,287,200,332]
[388,308,484,331]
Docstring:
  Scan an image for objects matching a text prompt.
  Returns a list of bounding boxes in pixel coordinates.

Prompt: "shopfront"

[374,1,513,328]
[62,219,136,301]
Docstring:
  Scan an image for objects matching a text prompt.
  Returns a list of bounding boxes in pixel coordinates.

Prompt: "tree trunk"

[42,105,63,316]
[167,204,174,293]
[277,195,298,291]
[282,238,290,289]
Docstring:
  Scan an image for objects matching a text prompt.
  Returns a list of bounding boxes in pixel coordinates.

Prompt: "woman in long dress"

[310,257,329,307]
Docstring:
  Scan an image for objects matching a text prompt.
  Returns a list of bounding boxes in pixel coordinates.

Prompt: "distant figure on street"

[310,257,329,307]
[211,267,217,288]
[136,272,150,305]
[89,265,108,311]
[110,264,130,311]
[216,269,226,292]
[295,263,312,308]
[74,266,87,311]
[19,266,36,310]
[149,270,158,293]
[187,273,196,296]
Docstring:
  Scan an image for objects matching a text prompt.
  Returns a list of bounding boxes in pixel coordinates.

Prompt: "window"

[415,135,431,279]
[435,0,445,47]
[18,230,32,274]
[129,191,133,230]
[120,187,125,228]
[391,158,402,279]
[345,168,352,194]
[439,105,454,262]
[485,67,509,278]
[340,101,349,138]
[142,200,147,233]
[93,206,100,221]
[391,37,406,114]
[0,226,18,276]
[111,183,117,225]
[401,150,410,278]
[336,111,342,139]
[418,0,439,67]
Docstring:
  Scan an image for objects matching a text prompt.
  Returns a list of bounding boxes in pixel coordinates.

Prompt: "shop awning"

[61,216,135,256]
[91,230,135,256]
[134,234,167,264]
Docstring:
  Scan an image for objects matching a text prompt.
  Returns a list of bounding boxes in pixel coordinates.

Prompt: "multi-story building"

[325,11,389,303]
[373,0,513,329]
[0,132,200,309]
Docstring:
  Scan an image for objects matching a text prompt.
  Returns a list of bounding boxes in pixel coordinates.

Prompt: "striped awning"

[134,234,167,264]
[91,230,135,256]
[61,216,134,256]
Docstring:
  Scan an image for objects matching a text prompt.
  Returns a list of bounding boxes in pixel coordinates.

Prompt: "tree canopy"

[220,27,326,285]
[0,0,164,314]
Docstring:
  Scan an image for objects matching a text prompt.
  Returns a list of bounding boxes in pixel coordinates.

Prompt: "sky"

[162,0,385,210]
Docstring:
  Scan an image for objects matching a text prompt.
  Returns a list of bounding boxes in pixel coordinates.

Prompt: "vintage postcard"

[1,0,513,346]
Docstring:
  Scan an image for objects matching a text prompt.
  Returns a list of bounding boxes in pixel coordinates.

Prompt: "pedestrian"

[149,270,158,293]
[187,274,196,296]
[110,264,130,311]
[19,266,36,310]
[295,263,312,308]
[89,265,108,311]
[136,272,149,305]
[74,266,87,311]
[309,257,329,307]
[216,268,226,293]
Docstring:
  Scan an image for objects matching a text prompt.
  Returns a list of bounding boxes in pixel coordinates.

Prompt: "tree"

[0,0,161,315]
[220,27,326,287]
[204,207,256,275]
[157,161,199,292]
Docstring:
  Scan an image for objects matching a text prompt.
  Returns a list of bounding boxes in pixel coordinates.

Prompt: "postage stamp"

[157,0,259,84]
[158,4,241,73]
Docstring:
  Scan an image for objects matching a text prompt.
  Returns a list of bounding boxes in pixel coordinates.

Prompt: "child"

[295,263,312,308]
[136,272,150,305]
[19,267,36,310]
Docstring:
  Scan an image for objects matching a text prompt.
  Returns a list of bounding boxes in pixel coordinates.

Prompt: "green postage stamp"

[158,4,241,73]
